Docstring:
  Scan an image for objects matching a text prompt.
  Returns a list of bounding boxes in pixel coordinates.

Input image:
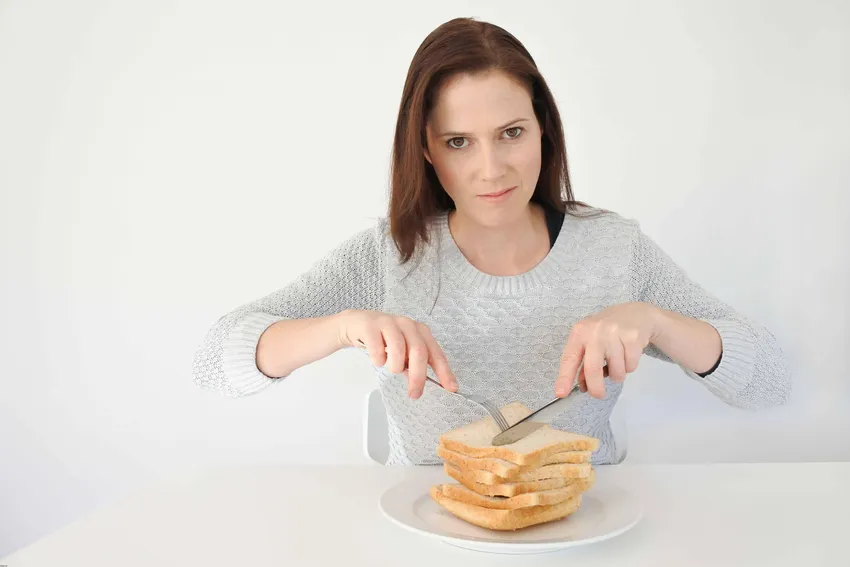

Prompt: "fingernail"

[555,386,566,397]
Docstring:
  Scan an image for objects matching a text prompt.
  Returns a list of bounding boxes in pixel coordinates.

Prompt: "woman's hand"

[555,302,662,400]
[336,309,458,399]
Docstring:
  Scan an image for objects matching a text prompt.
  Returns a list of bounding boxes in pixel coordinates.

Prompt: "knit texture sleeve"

[192,219,388,398]
[629,225,791,409]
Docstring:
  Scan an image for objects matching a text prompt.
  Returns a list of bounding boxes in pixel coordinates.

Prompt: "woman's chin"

[455,199,534,228]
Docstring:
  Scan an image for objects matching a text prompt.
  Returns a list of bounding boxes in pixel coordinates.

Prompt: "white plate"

[379,471,642,555]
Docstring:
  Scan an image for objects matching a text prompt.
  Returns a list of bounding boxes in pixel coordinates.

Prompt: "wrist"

[645,303,668,344]
[333,309,357,349]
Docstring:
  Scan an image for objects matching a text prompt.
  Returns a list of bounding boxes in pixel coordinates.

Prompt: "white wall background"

[2,0,848,558]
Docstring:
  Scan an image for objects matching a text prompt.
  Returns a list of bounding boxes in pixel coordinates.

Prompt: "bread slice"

[436,445,592,480]
[437,469,595,510]
[438,402,599,465]
[456,461,592,485]
[445,463,584,497]
[430,485,582,530]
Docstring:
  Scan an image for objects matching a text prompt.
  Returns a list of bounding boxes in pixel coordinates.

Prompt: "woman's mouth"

[478,186,517,202]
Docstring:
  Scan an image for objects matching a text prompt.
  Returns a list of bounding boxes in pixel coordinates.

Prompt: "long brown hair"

[389,17,591,263]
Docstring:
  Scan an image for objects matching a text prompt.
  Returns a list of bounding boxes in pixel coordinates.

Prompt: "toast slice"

[438,402,599,465]
[430,485,582,530]
[445,462,584,497]
[437,469,595,510]
[436,446,592,480]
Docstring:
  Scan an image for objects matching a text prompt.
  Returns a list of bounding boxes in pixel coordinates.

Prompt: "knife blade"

[491,359,610,446]
[490,384,582,446]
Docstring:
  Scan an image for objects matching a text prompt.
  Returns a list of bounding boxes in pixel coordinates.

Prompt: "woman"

[192,17,790,465]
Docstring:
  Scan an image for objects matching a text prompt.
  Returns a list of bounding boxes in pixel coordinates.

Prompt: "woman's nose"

[478,146,507,181]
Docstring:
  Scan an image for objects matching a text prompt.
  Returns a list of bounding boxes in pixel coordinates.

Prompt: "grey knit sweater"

[192,210,791,465]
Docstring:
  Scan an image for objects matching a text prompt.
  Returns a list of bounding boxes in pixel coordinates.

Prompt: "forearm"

[629,226,790,409]
[649,305,723,375]
[256,313,346,378]
[193,221,388,398]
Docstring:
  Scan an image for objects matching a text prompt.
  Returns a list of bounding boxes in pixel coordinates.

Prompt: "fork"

[354,339,510,431]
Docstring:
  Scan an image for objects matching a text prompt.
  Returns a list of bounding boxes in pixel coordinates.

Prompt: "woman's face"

[424,69,543,228]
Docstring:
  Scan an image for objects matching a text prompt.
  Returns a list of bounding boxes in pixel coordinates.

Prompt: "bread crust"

[430,485,582,530]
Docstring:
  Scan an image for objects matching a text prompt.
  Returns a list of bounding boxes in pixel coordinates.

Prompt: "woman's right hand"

[335,309,458,399]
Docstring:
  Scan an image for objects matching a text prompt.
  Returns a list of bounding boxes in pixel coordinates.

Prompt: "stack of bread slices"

[430,402,600,531]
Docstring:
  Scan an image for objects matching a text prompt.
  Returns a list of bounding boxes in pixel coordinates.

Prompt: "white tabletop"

[3,462,848,566]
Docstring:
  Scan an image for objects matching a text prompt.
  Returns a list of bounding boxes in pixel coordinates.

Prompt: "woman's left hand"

[555,302,661,400]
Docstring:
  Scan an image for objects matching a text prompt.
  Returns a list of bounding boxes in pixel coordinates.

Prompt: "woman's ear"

[424,148,432,164]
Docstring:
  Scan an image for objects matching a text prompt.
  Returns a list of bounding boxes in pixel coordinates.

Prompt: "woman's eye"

[447,137,468,149]
[504,127,523,139]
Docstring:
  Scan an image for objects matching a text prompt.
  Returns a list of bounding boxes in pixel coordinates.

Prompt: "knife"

[491,361,608,446]
[490,384,582,446]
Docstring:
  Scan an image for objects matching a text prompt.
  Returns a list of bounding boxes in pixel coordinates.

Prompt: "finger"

[606,339,627,383]
[400,327,429,399]
[556,328,586,397]
[578,360,609,391]
[623,339,642,374]
[582,342,606,399]
[418,324,458,392]
[361,330,386,368]
[381,323,407,374]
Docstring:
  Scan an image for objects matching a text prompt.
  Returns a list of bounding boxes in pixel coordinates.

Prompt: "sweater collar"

[433,209,583,295]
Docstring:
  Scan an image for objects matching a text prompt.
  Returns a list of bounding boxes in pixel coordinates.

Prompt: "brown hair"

[389,17,592,263]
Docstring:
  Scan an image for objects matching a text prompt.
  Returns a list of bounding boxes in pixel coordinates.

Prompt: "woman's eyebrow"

[436,117,531,138]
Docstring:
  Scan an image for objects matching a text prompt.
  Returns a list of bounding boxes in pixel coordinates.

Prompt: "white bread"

[430,485,582,530]
[444,462,585,497]
[438,402,599,465]
[436,445,592,480]
[451,461,592,485]
[437,469,595,510]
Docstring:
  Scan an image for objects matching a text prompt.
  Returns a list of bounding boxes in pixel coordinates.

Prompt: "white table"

[3,462,848,566]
